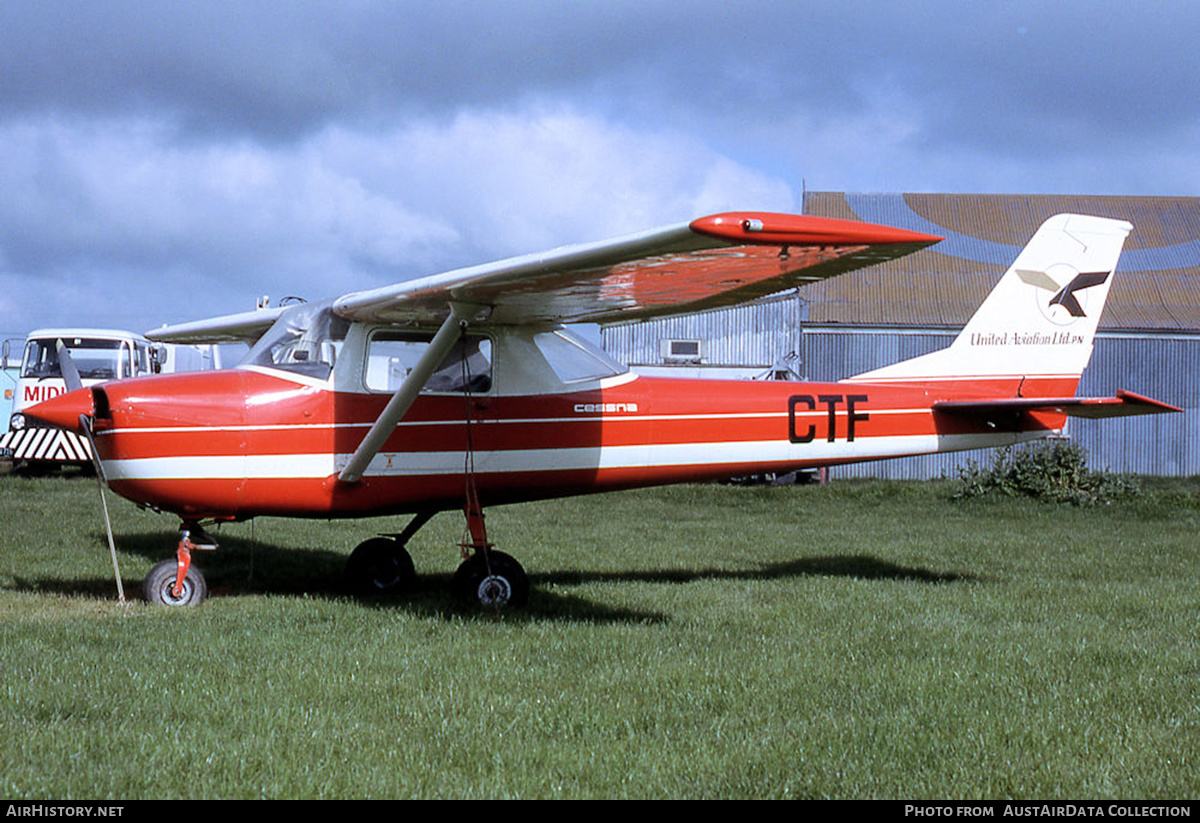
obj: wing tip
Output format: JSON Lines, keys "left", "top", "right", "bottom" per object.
{"left": 690, "top": 212, "right": 942, "bottom": 248}
{"left": 1114, "top": 389, "right": 1183, "bottom": 414}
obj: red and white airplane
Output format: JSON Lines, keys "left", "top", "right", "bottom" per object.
{"left": 24, "top": 211, "right": 1179, "bottom": 607}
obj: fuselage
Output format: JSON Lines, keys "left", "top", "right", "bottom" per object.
{"left": 60, "top": 319, "right": 1069, "bottom": 522}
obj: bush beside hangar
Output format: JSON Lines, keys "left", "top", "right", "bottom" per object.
{"left": 601, "top": 192, "right": 1200, "bottom": 478}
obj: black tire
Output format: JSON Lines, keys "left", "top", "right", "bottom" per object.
{"left": 345, "top": 537, "right": 416, "bottom": 595}
{"left": 142, "top": 558, "right": 208, "bottom": 606}
{"left": 452, "top": 550, "right": 529, "bottom": 608}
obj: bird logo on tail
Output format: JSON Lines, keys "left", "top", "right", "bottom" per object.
{"left": 1017, "top": 268, "right": 1112, "bottom": 323}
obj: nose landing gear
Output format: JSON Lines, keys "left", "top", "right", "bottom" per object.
{"left": 142, "top": 523, "right": 215, "bottom": 606}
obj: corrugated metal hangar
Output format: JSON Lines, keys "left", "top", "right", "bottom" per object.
{"left": 602, "top": 192, "right": 1200, "bottom": 478}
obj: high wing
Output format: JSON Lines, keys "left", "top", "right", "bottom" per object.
{"left": 148, "top": 213, "right": 938, "bottom": 342}
{"left": 148, "top": 306, "right": 287, "bottom": 345}
{"left": 331, "top": 212, "right": 941, "bottom": 327}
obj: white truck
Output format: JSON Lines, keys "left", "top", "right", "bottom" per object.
{"left": 0, "top": 328, "right": 213, "bottom": 473}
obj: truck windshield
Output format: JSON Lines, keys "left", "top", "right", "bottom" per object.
{"left": 22, "top": 338, "right": 133, "bottom": 381}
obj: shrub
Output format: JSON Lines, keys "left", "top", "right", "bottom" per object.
{"left": 954, "top": 439, "right": 1139, "bottom": 505}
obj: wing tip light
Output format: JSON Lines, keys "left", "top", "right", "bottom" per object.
{"left": 690, "top": 212, "right": 942, "bottom": 248}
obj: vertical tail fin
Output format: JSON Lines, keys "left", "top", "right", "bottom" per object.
{"left": 848, "top": 213, "right": 1131, "bottom": 393}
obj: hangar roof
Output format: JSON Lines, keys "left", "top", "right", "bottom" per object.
{"left": 799, "top": 192, "right": 1200, "bottom": 331}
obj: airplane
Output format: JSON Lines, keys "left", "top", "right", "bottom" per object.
{"left": 22, "top": 211, "right": 1180, "bottom": 608}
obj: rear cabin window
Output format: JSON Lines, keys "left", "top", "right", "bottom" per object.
{"left": 532, "top": 329, "right": 626, "bottom": 384}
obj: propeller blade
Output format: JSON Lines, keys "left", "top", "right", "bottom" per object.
{"left": 55, "top": 339, "right": 83, "bottom": 392}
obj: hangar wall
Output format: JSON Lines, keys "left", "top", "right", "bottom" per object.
{"left": 799, "top": 328, "right": 1199, "bottom": 479}
{"left": 601, "top": 192, "right": 1200, "bottom": 478}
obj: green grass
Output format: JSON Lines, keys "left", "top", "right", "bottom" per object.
{"left": 0, "top": 471, "right": 1197, "bottom": 799}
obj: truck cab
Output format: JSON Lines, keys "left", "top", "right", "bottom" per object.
{"left": 1, "top": 329, "right": 163, "bottom": 472}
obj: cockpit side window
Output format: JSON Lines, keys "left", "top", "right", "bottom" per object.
{"left": 240, "top": 302, "right": 348, "bottom": 380}
{"left": 364, "top": 331, "right": 492, "bottom": 394}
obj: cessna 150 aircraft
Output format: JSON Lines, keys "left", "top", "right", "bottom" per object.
{"left": 23, "top": 211, "right": 1179, "bottom": 608}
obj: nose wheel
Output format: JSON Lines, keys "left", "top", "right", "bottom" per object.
{"left": 143, "top": 558, "right": 208, "bottom": 606}
{"left": 141, "top": 523, "right": 214, "bottom": 606}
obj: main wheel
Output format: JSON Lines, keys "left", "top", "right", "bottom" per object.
{"left": 345, "top": 537, "right": 416, "bottom": 595}
{"left": 452, "top": 550, "right": 529, "bottom": 608}
{"left": 142, "top": 559, "right": 208, "bottom": 606}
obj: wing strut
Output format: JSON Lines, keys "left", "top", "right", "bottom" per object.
{"left": 337, "top": 303, "right": 475, "bottom": 484}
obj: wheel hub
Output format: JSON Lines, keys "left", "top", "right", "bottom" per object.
{"left": 369, "top": 559, "right": 402, "bottom": 589}
{"left": 161, "top": 578, "right": 192, "bottom": 605}
{"left": 476, "top": 574, "right": 512, "bottom": 606}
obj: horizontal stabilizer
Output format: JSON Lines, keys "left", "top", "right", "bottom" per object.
{"left": 935, "top": 390, "right": 1181, "bottom": 420}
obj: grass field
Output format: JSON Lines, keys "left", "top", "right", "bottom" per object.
{"left": 0, "top": 469, "right": 1196, "bottom": 799}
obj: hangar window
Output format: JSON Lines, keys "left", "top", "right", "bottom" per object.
{"left": 661, "top": 338, "right": 702, "bottom": 362}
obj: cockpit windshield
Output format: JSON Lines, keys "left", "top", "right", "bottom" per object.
{"left": 240, "top": 301, "right": 348, "bottom": 380}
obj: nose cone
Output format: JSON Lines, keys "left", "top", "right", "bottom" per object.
{"left": 23, "top": 387, "right": 95, "bottom": 432}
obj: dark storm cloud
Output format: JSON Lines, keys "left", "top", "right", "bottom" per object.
{"left": 3, "top": 1, "right": 1197, "bottom": 167}
{"left": 0, "top": 1, "right": 1196, "bottom": 332}
{"left": 0, "top": 1, "right": 680, "bottom": 139}
{"left": 7, "top": 2, "right": 1190, "bottom": 143}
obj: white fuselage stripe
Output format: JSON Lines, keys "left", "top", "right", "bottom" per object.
{"left": 100, "top": 431, "right": 1041, "bottom": 482}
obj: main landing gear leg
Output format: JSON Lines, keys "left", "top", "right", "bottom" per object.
{"left": 451, "top": 488, "right": 529, "bottom": 608}
{"left": 343, "top": 510, "right": 434, "bottom": 596}
{"left": 142, "top": 522, "right": 213, "bottom": 606}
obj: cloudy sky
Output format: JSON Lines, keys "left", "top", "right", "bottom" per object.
{"left": 1, "top": 1, "right": 1198, "bottom": 337}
